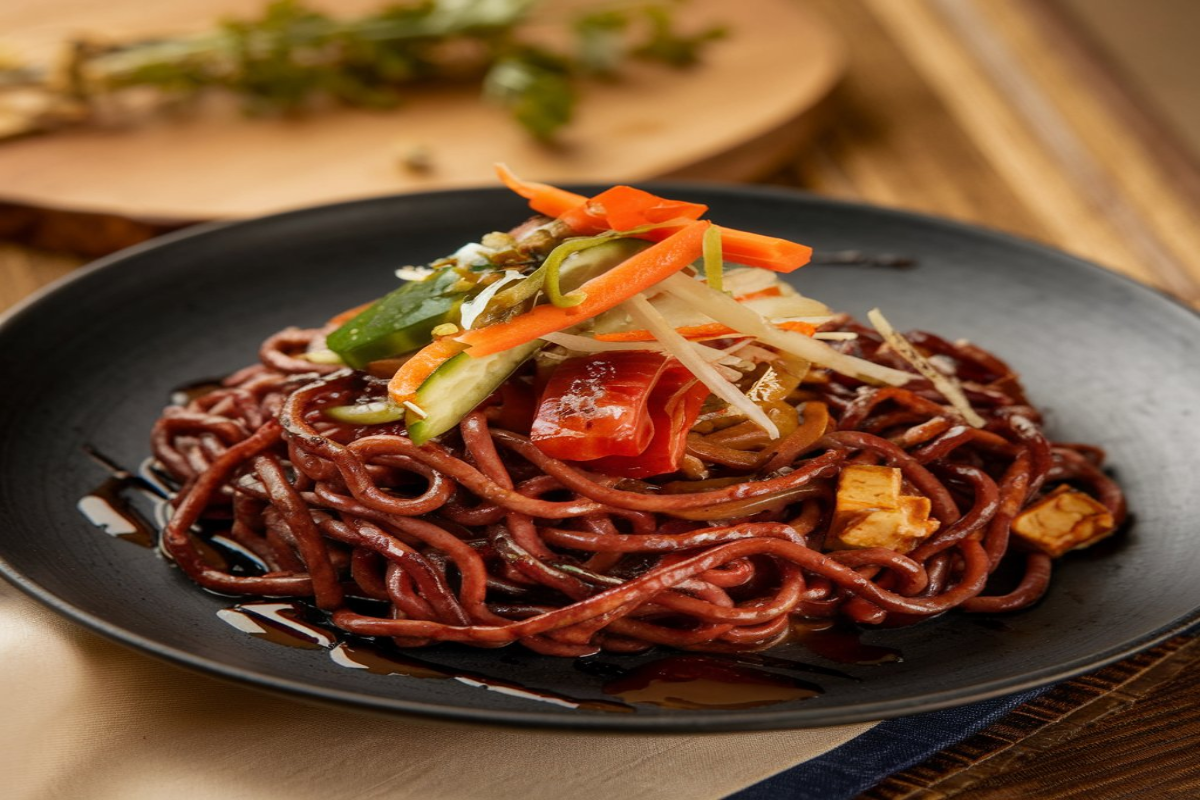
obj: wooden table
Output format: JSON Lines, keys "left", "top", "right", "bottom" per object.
{"left": 3, "top": 1, "right": 1199, "bottom": 796}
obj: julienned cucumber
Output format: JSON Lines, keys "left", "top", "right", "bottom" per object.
{"left": 406, "top": 340, "right": 542, "bottom": 444}
{"left": 404, "top": 237, "right": 651, "bottom": 444}
{"left": 326, "top": 267, "right": 464, "bottom": 369}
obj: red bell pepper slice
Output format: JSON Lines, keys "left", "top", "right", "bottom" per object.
{"left": 530, "top": 351, "right": 670, "bottom": 461}
{"left": 586, "top": 364, "right": 710, "bottom": 479}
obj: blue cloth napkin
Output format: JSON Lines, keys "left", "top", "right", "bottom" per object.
{"left": 729, "top": 686, "right": 1048, "bottom": 799}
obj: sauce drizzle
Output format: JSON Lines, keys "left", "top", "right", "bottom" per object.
{"left": 77, "top": 447, "right": 169, "bottom": 548}
{"left": 793, "top": 620, "right": 902, "bottom": 665}
{"left": 599, "top": 655, "right": 822, "bottom": 710}
{"left": 217, "top": 603, "right": 336, "bottom": 649}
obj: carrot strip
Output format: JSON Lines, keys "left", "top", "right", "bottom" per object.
{"left": 734, "top": 286, "right": 783, "bottom": 302}
{"left": 387, "top": 338, "right": 466, "bottom": 405}
{"left": 595, "top": 323, "right": 740, "bottom": 342}
{"left": 777, "top": 320, "right": 818, "bottom": 335}
{"left": 495, "top": 163, "right": 585, "bottom": 218}
{"left": 560, "top": 185, "right": 708, "bottom": 233}
{"left": 595, "top": 319, "right": 817, "bottom": 343}
{"left": 495, "top": 165, "right": 812, "bottom": 273}
{"left": 457, "top": 221, "right": 710, "bottom": 358}
{"left": 716, "top": 227, "right": 812, "bottom": 273}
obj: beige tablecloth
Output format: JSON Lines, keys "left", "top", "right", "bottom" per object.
{"left": 0, "top": 582, "right": 877, "bottom": 800}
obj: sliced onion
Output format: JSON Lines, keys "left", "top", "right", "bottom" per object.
{"left": 741, "top": 294, "right": 832, "bottom": 320}
{"left": 625, "top": 294, "right": 780, "bottom": 439}
{"left": 458, "top": 270, "right": 524, "bottom": 330}
{"left": 539, "top": 331, "right": 744, "bottom": 365}
{"left": 723, "top": 268, "right": 779, "bottom": 296}
{"left": 659, "top": 273, "right": 913, "bottom": 386}
{"left": 867, "top": 308, "right": 985, "bottom": 428}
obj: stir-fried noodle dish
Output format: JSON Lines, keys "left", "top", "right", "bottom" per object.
{"left": 152, "top": 169, "right": 1125, "bottom": 657}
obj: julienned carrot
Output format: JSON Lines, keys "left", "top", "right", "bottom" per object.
{"left": 715, "top": 227, "right": 812, "bottom": 273}
{"left": 388, "top": 338, "right": 466, "bottom": 405}
{"left": 458, "top": 221, "right": 710, "bottom": 358}
{"left": 560, "top": 185, "right": 708, "bottom": 233}
{"left": 496, "top": 165, "right": 705, "bottom": 234}
{"left": 495, "top": 163, "right": 584, "bottom": 218}
{"left": 594, "top": 320, "right": 817, "bottom": 343}
{"left": 777, "top": 321, "right": 819, "bottom": 335}
{"left": 494, "top": 165, "right": 813, "bottom": 273}
{"left": 595, "top": 323, "right": 739, "bottom": 342}
{"left": 733, "top": 286, "right": 783, "bottom": 302}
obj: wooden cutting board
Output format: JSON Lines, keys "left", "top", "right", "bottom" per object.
{"left": 0, "top": 0, "right": 843, "bottom": 252}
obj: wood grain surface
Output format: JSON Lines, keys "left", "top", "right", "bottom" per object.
{"left": 3, "top": 0, "right": 1199, "bottom": 796}
{"left": 865, "top": 636, "right": 1200, "bottom": 798}
{"left": 0, "top": 0, "right": 842, "bottom": 237}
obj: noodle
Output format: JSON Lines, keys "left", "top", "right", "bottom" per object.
{"left": 150, "top": 316, "right": 1126, "bottom": 657}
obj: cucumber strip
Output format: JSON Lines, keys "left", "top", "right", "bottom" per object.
{"left": 326, "top": 268, "right": 465, "bottom": 369}
{"left": 404, "top": 238, "right": 652, "bottom": 442}
{"left": 323, "top": 399, "right": 405, "bottom": 425}
{"left": 406, "top": 340, "right": 543, "bottom": 444}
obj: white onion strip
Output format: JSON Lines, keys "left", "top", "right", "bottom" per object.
{"left": 539, "top": 331, "right": 742, "bottom": 365}
{"left": 458, "top": 270, "right": 524, "bottom": 330}
{"left": 625, "top": 294, "right": 781, "bottom": 439}
{"left": 658, "top": 273, "right": 913, "bottom": 386}
{"left": 867, "top": 308, "right": 986, "bottom": 428}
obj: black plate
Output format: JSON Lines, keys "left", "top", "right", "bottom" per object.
{"left": 2, "top": 185, "right": 1198, "bottom": 732}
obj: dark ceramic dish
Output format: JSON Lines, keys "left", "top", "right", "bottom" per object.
{"left": 2, "top": 185, "right": 1197, "bottom": 732}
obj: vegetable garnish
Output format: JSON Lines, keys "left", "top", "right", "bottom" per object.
{"left": 702, "top": 223, "right": 725, "bottom": 293}
{"left": 326, "top": 266, "right": 466, "bottom": 369}
{"left": 387, "top": 338, "right": 467, "bottom": 407}
{"left": 494, "top": 165, "right": 813, "bottom": 272}
{"left": 710, "top": 227, "right": 812, "bottom": 273}
{"left": 733, "top": 286, "right": 782, "bottom": 302}
{"left": 323, "top": 399, "right": 405, "bottom": 425}
{"left": 558, "top": 185, "right": 709, "bottom": 233}
{"left": 586, "top": 365, "right": 711, "bottom": 478}
{"left": 539, "top": 331, "right": 740, "bottom": 364}
{"left": 625, "top": 294, "right": 780, "bottom": 439}
{"left": 867, "top": 308, "right": 985, "bottom": 428}
{"left": 531, "top": 350, "right": 671, "bottom": 460}
{"left": 456, "top": 220, "right": 711, "bottom": 357}
{"left": 502, "top": 233, "right": 633, "bottom": 310}
{"left": 658, "top": 273, "right": 913, "bottom": 387}
{"left": 322, "top": 170, "right": 917, "bottom": 452}
{"left": 495, "top": 163, "right": 583, "bottom": 217}
{"left": 594, "top": 320, "right": 817, "bottom": 343}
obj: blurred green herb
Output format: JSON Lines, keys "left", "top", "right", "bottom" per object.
{"left": 0, "top": 0, "right": 726, "bottom": 143}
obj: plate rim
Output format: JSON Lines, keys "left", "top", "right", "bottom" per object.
{"left": 2, "top": 182, "right": 1198, "bottom": 732}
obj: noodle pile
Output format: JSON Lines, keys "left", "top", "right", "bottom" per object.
{"left": 151, "top": 318, "right": 1125, "bottom": 656}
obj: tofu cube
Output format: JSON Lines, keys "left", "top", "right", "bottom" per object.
{"left": 827, "top": 465, "right": 940, "bottom": 553}
{"left": 1012, "top": 485, "right": 1116, "bottom": 557}
{"left": 836, "top": 464, "right": 902, "bottom": 515}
